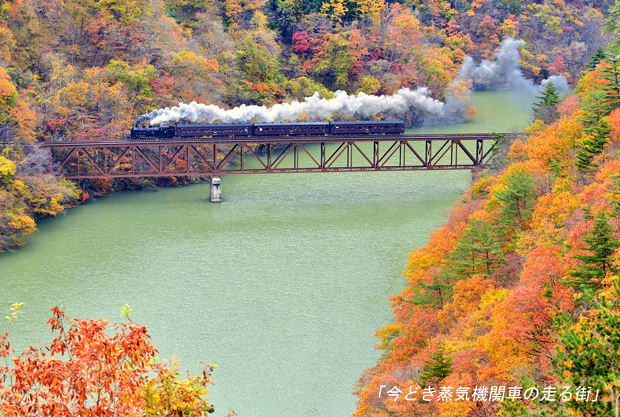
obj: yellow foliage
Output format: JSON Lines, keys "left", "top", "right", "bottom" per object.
{"left": 356, "top": 0, "right": 385, "bottom": 16}
{"left": 500, "top": 18, "right": 517, "bottom": 38}
{"left": 479, "top": 287, "right": 508, "bottom": 311}
{"left": 12, "top": 179, "right": 26, "bottom": 192}
{"left": 375, "top": 322, "right": 403, "bottom": 350}
{"left": 0, "top": 154, "right": 16, "bottom": 180}
{"left": 84, "top": 67, "right": 102, "bottom": 80}
{"left": 39, "top": 197, "right": 65, "bottom": 216}
{"left": 520, "top": 48, "right": 534, "bottom": 60}
{"left": 0, "top": 26, "right": 16, "bottom": 65}
{"left": 320, "top": 0, "right": 348, "bottom": 23}
{"left": 49, "top": 61, "right": 77, "bottom": 87}
{"left": 552, "top": 176, "right": 573, "bottom": 193}
{"left": 171, "top": 50, "right": 219, "bottom": 75}
{"left": 141, "top": 358, "right": 214, "bottom": 416}
{"left": 471, "top": 175, "right": 497, "bottom": 199}
{"left": 57, "top": 81, "right": 89, "bottom": 107}
{"left": 526, "top": 190, "right": 579, "bottom": 247}
{"left": 525, "top": 119, "right": 546, "bottom": 135}
{"left": 8, "top": 213, "right": 36, "bottom": 234}
{"left": 506, "top": 139, "right": 530, "bottom": 163}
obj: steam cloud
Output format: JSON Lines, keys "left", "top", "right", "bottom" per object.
{"left": 459, "top": 38, "right": 569, "bottom": 95}
{"left": 141, "top": 87, "right": 445, "bottom": 125}
{"left": 140, "top": 38, "right": 568, "bottom": 126}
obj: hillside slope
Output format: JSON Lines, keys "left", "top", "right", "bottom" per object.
{"left": 354, "top": 48, "right": 619, "bottom": 417}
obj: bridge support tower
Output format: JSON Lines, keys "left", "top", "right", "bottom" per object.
{"left": 210, "top": 176, "right": 222, "bottom": 203}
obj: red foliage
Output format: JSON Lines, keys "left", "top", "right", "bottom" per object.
{"left": 549, "top": 55, "right": 567, "bottom": 74}
{"left": 292, "top": 31, "right": 310, "bottom": 54}
{"left": 558, "top": 95, "right": 580, "bottom": 116}
{"left": 149, "top": 76, "right": 175, "bottom": 96}
{"left": 476, "top": 16, "right": 500, "bottom": 58}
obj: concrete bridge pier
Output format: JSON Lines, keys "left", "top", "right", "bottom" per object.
{"left": 210, "top": 176, "right": 222, "bottom": 203}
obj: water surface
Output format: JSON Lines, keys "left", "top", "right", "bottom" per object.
{"left": 0, "top": 91, "right": 531, "bottom": 417}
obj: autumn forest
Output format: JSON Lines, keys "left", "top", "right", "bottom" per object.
{"left": 0, "top": 0, "right": 619, "bottom": 415}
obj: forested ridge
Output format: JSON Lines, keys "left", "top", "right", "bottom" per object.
{"left": 355, "top": 32, "right": 620, "bottom": 417}
{"left": 0, "top": 0, "right": 616, "bottom": 250}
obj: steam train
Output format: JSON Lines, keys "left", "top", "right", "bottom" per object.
{"left": 130, "top": 120, "right": 405, "bottom": 140}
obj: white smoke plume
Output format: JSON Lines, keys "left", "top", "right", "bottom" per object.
{"left": 140, "top": 38, "right": 568, "bottom": 126}
{"left": 458, "top": 38, "right": 569, "bottom": 95}
{"left": 141, "top": 87, "right": 445, "bottom": 125}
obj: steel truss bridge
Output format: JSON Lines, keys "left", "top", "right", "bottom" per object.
{"left": 40, "top": 133, "right": 513, "bottom": 180}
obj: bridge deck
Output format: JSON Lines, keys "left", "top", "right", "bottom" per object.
{"left": 40, "top": 133, "right": 513, "bottom": 147}
{"left": 41, "top": 133, "right": 516, "bottom": 179}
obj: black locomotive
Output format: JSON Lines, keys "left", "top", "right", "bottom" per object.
{"left": 130, "top": 120, "right": 405, "bottom": 140}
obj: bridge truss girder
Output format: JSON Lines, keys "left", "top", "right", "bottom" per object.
{"left": 41, "top": 135, "right": 506, "bottom": 179}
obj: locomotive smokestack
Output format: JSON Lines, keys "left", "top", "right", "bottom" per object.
{"left": 135, "top": 115, "right": 151, "bottom": 126}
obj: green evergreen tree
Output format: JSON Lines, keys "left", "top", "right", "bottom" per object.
{"left": 576, "top": 120, "right": 611, "bottom": 173}
{"left": 268, "top": 0, "right": 307, "bottom": 37}
{"left": 597, "top": 56, "right": 620, "bottom": 111}
{"left": 565, "top": 211, "right": 620, "bottom": 292}
{"left": 411, "top": 269, "right": 455, "bottom": 308}
{"left": 578, "top": 89, "right": 610, "bottom": 136}
{"left": 578, "top": 54, "right": 618, "bottom": 128}
{"left": 494, "top": 167, "right": 537, "bottom": 229}
{"left": 451, "top": 220, "right": 505, "bottom": 278}
{"left": 532, "top": 82, "right": 560, "bottom": 123}
{"left": 533, "top": 82, "right": 560, "bottom": 111}
{"left": 585, "top": 47, "right": 607, "bottom": 71}
{"left": 576, "top": 55, "right": 618, "bottom": 174}
{"left": 419, "top": 345, "right": 453, "bottom": 387}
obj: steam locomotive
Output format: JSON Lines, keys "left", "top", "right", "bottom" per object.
{"left": 130, "top": 120, "right": 405, "bottom": 140}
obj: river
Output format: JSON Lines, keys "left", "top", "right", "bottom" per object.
{"left": 0, "top": 91, "right": 531, "bottom": 417}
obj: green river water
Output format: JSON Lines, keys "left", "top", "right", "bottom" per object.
{"left": 0, "top": 91, "right": 531, "bottom": 417}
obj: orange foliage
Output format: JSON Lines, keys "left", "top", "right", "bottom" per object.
{"left": 558, "top": 95, "right": 580, "bottom": 117}
{"left": 8, "top": 99, "right": 36, "bottom": 142}
{"left": 0, "top": 307, "right": 215, "bottom": 416}
{"left": 523, "top": 115, "right": 581, "bottom": 167}
{"left": 606, "top": 107, "right": 620, "bottom": 143}
{"left": 0, "top": 67, "right": 17, "bottom": 113}
{"left": 356, "top": 71, "right": 620, "bottom": 416}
